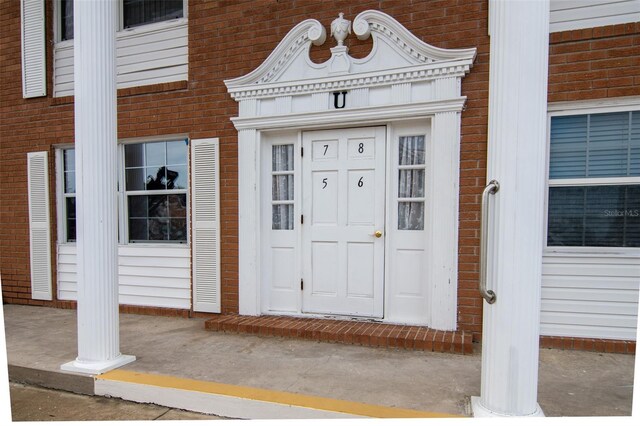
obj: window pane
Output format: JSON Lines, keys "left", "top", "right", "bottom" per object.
{"left": 167, "top": 165, "right": 187, "bottom": 189}
{"left": 169, "top": 219, "right": 187, "bottom": 240}
{"left": 398, "top": 169, "right": 424, "bottom": 198}
{"left": 588, "top": 112, "right": 629, "bottom": 177}
{"left": 128, "top": 195, "right": 186, "bottom": 242}
{"left": 272, "top": 145, "right": 293, "bottom": 171}
{"left": 272, "top": 204, "right": 293, "bottom": 230}
{"left": 399, "top": 136, "right": 425, "bottom": 165}
{"left": 125, "top": 167, "right": 147, "bottom": 191}
{"left": 125, "top": 141, "right": 188, "bottom": 243}
{"left": 631, "top": 111, "right": 640, "bottom": 175}
{"left": 550, "top": 112, "right": 638, "bottom": 179}
{"left": 128, "top": 195, "right": 148, "bottom": 218}
{"left": 148, "top": 195, "right": 168, "bottom": 218}
{"left": 66, "top": 197, "right": 76, "bottom": 242}
{"left": 63, "top": 149, "right": 76, "bottom": 193}
{"left": 398, "top": 202, "right": 424, "bottom": 230}
{"left": 63, "top": 149, "right": 75, "bottom": 172}
{"left": 168, "top": 194, "right": 187, "bottom": 218}
{"left": 129, "top": 218, "right": 148, "bottom": 241}
{"left": 626, "top": 186, "right": 640, "bottom": 247}
{"left": 549, "top": 115, "right": 588, "bottom": 179}
{"left": 547, "top": 185, "right": 639, "bottom": 247}
{"left": 145, "top": 142, "right": 165, "bottom": 167}
{"left": 547, "top": 187, "right": 586, "bottom": 246}
{"left": 167, "top": 140, "right": 188, "bottom": 165}
{"left": 60, "top": 0, "right": 74, "bottom": 41}
{"left": 148, "top": 218, "right": 169, "bottom": 240}
{"left": 64, "top": 171, "right": 75, "bottom": 194}
{"left": 145, "top": 166, "right": 167, "bottom": 190}
{"left": 125, "top": 144, "right": 144, "bottom": 168}
{"left": 123, "top": 0, "right": 184, "bottom": 29}
{"left": 272, "top": 175, "right": 293, "bottom": 201}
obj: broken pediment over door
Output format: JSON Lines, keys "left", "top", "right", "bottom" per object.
{"left": 225, "top": 10, "right": 477, "bottom": 118}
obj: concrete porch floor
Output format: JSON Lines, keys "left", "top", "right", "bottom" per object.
{"left": 2, "top": 304, "right": 636, "bottom": 418}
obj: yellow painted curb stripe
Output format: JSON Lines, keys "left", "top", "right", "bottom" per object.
{"left": 98, "top": 369, "right": 462, "bottom": 418}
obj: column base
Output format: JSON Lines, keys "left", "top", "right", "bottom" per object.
{"left": 471, "top": 396, "right": 544, "bottom": 417}
{"left": 61, "top": 354, "right": 136, "bottom": 375}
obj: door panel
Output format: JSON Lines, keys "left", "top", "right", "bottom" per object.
{"left": 302, "top": 126, "right": 386, "bottom": 317}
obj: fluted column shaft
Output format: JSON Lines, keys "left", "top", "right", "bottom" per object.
{"left": 62, "top": 0, "right": 134, "bottom": 374}
{"left": 472, "top": 0, "right": 549, "bottom": 417}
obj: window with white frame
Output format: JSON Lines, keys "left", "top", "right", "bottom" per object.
{"left": 57, "top": 140, "right": 188, "bottom": 245}
{"left": 547, "top": 110, "right": 640, "bottom": 248}
{"left": 271, "top": 144, "right": 294, "bottom": 230}
{"left": 61, "top": 147, "right": 76, "bottom": 242}
{"left": 398, "top": 135, "right": 426, "bottom": 230}
{"left": 124, "top": 140, "right": 188, "bottom": 243}
{"left": 57, "top": 0, "right": 185, "bottom": 41}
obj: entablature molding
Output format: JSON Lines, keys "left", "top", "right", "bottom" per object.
{"left": 225, "top": 10, "right": 476, "bottom": 116}
{"left": 231, "top": 97, "right": 467, "bottom": 131}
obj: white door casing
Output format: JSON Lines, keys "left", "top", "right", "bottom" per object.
{"left": 226, "top": 10, "right": 475, "bottom": 329}
{"left": 302, "top": 127, "right": 386, "bottom": 317}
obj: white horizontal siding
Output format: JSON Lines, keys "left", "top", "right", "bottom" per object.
{"left": 53, "top": 19, "right": 188, "bottom": 97}
{"left": 541, "top": 252, "right": 640, "bottom": 340}
{"left": 56, "top": 244, "right": 191, "bottom": 309}
{"left": 550, "top": 0, "right": 640, "bottom": 32}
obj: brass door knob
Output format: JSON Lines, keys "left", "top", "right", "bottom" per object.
{"left": 374, "top": 230, "right": 383, "bottom": 238}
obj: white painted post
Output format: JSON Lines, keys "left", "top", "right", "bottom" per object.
{"left": 471, "top": 0, "right": 549, "bottom": 417}
{"left": 61, "top": 0, "right": 135, "bottom": 375}
{"left": 238, "top": 128, "right": 260, "bottom": 315}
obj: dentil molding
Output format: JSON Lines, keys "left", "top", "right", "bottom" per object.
{"left": 225, "top": 10, "right": 476, "bottom": 104}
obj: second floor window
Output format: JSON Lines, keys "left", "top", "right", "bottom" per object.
{"left": 58, "top": 0, "right": 185, "bottom": 41}
{"left": 123, "top": 0, "right": 184, "bottom": 29}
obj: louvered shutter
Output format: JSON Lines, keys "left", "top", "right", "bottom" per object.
{"left": 21, "top": 0, "right": 46, "bottom": 98}
{"left": 27, "top": 151, "right": 52, "bottom": 300}
{"left": 191, "top": 138, "right": 221, "bottom": 312}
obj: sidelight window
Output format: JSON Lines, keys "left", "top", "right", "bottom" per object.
{"left": 398, "top": 135, "right": 426, "bottom": 230}
{"left": 272, "top": 144, "right": 294, "bottom": 230}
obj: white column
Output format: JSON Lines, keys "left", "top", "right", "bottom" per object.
{"left": 61, "top": 0, "right": 135, "bottom": 375}
{"left": 238, "top": 128, "right": 260, "bottom": 315}
{"left": 471, "top": 0, "right": 549, "bottom": 417}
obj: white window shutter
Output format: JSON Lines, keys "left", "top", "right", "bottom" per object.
{"left": 191, "top": 138, "right": 221, "bottom": 313}
{"left": 27, "top": 151, "right": 52, "bottom": 300}
{"left": 21, "top": 0, "right": 46, "bottom": 98}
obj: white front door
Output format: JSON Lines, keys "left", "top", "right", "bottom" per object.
{"left": 301, "top": 127, "right": 386, "bottom": 317}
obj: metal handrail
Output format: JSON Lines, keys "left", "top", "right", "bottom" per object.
{"left": 480, "top": 179, "right": 499, "bottom": 304}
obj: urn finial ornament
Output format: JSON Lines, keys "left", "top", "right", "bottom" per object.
{"left": 331, "top": 12, "right": 351, "bottom": 46}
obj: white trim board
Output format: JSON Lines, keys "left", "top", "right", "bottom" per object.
{"left": 550, "top": 0, "right": 640, "bottom": 33}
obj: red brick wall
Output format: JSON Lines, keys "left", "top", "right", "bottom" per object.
{"left": 1, "top": 1, "right": 638, "bottom": 343}
{"left": 549, "top": 22, "right": 640, "bottom": 102}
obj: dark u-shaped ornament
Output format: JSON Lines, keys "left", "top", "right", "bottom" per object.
{"left": 333, "top": 91, "right": 347, "bottom": 109}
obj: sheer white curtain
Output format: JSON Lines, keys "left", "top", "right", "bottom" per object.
{"left": 398, "top": 136, "right": 425, "bottom": 230}
{"left": 272, "top": 145, "right": 294, "bottom": 230}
